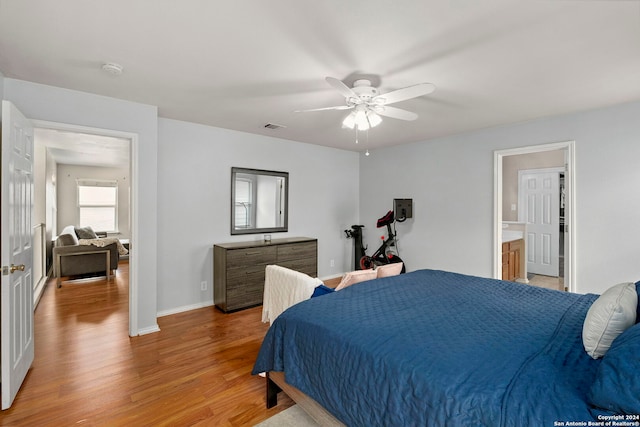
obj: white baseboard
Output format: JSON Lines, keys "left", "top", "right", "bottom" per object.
{"left": 157, "top": 300, "right": 214, "bottom": 318}
{"left": 137, "top": 324, "right": 161, "bottom": 335}
{"left": 33, "top": 276, "right": 48, "bottom": 308}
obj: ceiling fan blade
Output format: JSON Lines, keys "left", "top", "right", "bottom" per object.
{"left": 374, "top": 83, "right": 436, "bottom": 105}
{"left": 295, "top": 105, "right": 353, "bottom": 113}
{"left": 377, "top": 106, "right": 418, "bottom": 121}
{"left": 325, "top": 76, "right": 358, "bottom": 99}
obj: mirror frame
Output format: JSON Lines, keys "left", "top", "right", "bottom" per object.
{"left": 230, "top": 167, "right": 289, "bottom": 235}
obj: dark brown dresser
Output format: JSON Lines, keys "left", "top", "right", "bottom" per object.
{"left": 213, "top": 237, "right": 317, "bottom": 312}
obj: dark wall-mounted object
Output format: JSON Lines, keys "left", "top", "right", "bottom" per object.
{"left": 394, "top": 199, "right": 413, "bottom": 221}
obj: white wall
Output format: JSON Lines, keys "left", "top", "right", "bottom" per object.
{"left": 32, "top": 131, "right": 47, "bottom": 301}
{"left": 359, "top": 101, "right": 640, "bottom": 295}
{"left": 56, "top": 164, "right": 131, "bottom": 238}
{"left": 157, "top": 118, "right": 359, "bottom": 314}
{"left": 4, "top": 78, "right": 159, "bottom": 334}
{"left": 6, "top": 73, "right": 638, "bottom": 316}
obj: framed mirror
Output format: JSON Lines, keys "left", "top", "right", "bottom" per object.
{"left": 231, "top": 167, "right": 289, "bottom": 235}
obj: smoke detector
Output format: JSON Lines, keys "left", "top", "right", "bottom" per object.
{"left": 101, "top": 62, "right": 123, "bottom": 76}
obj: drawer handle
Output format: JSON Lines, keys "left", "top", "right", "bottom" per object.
{"left": 245, "top": 251, "right": 261, "bottom": 255}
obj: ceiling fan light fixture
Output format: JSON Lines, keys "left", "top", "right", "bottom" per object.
{"left": 342, "top": 108, "right": 382, "bottom": 131}
{"left": 303, "top": 76, "right": 435, "bottom": 135}
{"left": 354, "top": 109, "right": 370, "bottom": 130}
{"left": 367, "top": 111, "right": 382, "bottom": 128}
{"left": 342, "top": 111, "right": 356, "bottom": 129}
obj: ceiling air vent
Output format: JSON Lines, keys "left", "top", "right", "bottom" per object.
{"left": 264, "top": 123, "right": 286, "bottom": 130}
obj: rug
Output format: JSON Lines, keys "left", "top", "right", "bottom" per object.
{"left": 254, "top": 404, "right": 319, "bottom": 427}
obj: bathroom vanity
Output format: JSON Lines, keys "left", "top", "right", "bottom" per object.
{"left": 501, "top": 223, "right": 526, "bottom": 282}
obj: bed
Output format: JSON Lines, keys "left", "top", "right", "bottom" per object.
{"left": 253, "top": 269, "right": 640, "bottom": 426}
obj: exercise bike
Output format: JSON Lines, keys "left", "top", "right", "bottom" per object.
{"left": 345, "top": 210, "right": 406, "bottom": 273}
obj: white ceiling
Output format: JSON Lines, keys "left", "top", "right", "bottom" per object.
{"left": 35, "top": 128, "right": 130, "bottom": 168}
{"left": 1, "top": 0, "right": 639, "bottom": 155}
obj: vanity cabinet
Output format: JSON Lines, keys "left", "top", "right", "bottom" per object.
{"left": 502, "top": 239, "right": 523, "bottom": 282}
{"left": 213, "top": 237, "right": 317, "bottom": 312}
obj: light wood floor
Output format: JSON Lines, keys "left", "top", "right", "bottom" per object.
{"left": 528, "top": 274, "right": 565, "bottom": 291}
{"left": 0, "top": 262, "right": 293, "bottom": 426}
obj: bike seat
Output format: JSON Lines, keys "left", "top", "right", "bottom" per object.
{"left": 376, "top": 210, "right": 395, "bottom": 228}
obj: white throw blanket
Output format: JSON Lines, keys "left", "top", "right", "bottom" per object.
{"left": 79, "top": 237, "right": 129, "bottom": 256}
{"left": 262, "top": 265, "right": 322, "bottom": 325}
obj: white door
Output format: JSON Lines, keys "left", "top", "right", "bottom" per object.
{"left": 519, "top": 169, "right": 560, "bottom": 277}
{"left": 1, "top": 101, "right": 35, "bottom": 410}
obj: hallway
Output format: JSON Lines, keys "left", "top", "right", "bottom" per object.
{"left": 0, "top": 262, "right": 285, "bottom": 426}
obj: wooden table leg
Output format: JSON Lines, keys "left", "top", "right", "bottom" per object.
{"left": 105, "top": 250, "right": 111, "bottom": 281}
{"left": 56, "top": 254, "right": 62, "bottom": 288}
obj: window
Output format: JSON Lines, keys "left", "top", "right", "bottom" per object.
{"left": 77, "top": 180, "right": 118, "bottom": 233}
{"left": 234, "top": 177, "right": 253, "bottom": 229}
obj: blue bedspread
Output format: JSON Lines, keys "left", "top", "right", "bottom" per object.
{"left": 253, "top": 269, "right": 605, "bottom": 426}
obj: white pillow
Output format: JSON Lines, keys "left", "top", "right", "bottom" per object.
{"left": 376, "top": 262, "right": 403, "bottom": 278}
{"left": 582, "top": 282, "right": 638, "bottom": 359}
{"left": 335, "top": 269, "right": 377, "bottom": 291}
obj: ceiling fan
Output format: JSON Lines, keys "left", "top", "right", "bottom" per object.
{"left": 297, "top": 77, "right": 436, "bottom": 131}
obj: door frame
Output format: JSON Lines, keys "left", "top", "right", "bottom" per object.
{"left": 32, "top": 119, "right": 139, "bottom": 336}
{"left": 493, "top": 140, "right": 576, "bottom": 292}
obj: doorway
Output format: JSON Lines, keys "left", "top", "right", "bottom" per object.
{"left": 493, "top": 141, "right": 575, "bottom": 292}
{"left": 32, "top": 120, "right": 139, "bottom": 334}
{"left": 518, "top": 167, "right": 562, "bottom": 278}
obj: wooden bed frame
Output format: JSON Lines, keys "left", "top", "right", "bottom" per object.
{"left": 266, "top": 371, "right": 345, "bottom": 426}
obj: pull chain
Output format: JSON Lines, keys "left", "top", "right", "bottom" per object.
{"left": 365, "top": 128, "right": 370, "bottom": 156}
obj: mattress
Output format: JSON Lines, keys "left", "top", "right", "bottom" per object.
{"left": 253, "top": 269, "right": 608, "bottom": 426}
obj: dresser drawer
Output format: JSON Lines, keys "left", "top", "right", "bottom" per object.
{"left": 227, "top": 265, "right": 266, "bottom": 289}
{"left": 277, "top": 242, "right": 316, "bottom": 262}
{"left": 226, "top": 246, "right": 277, "bottom": 268}
{"left": 277, "top": 259, "right": 317, "bottom": 277}
{"left": 224, "top": 267, "right": 266, "bottom": 311}
{"left": 227, "top": 287, "right": 264, "bottom": 308}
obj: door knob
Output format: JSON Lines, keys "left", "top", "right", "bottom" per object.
{"left": 10, "top": 264, "right": 25, "bottom": 273}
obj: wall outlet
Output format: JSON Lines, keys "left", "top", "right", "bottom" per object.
{"left": 330, "top": 259, "right": 335, "bottom": 267}
{"left": 200, "top": 281, "right": 207, "bottom": 291}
